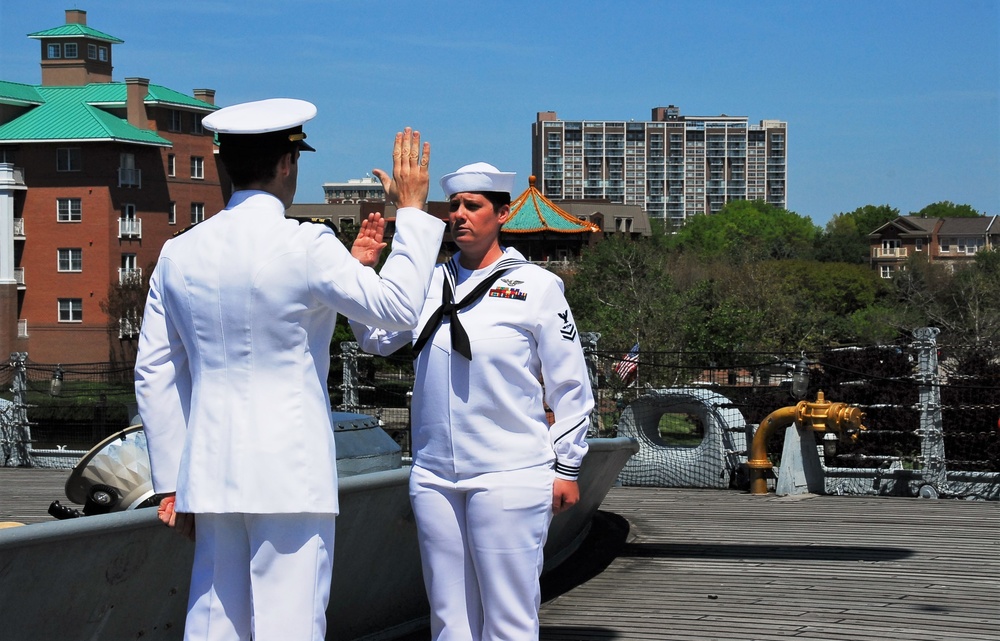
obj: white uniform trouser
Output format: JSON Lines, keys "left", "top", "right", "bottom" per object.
{"left": 184, "top": 512, "right": 336, "bottom": 641}
{"left": 410, "top": 463, "right": 555, "bottom": 641}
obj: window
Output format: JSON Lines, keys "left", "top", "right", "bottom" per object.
{"left": 47, "top": 43, "right": 61, "bottom": 59}
{"left": 119, "top": 152, "right": 140, "bottom": 187}
{"left": 168, "top": 202, "right": 176, "bottom": 225}
{"left": 58, "top": 299, "right": 83, "bottom": 322}
{"left": 57, "top": 198, "right": 82, "bottom": 222}
{"left": 880, "top": 265, "right": 893, "bottom": 279}
{"left": 191, "top": 156, "right": 204, "bottom": 179}
{"left": 58, "top": 248, "right": 83, "bottom": 272}
{"left": 191, "top": 203, "right": 205, "bottom": 224}
{"left": 192, "top": 116, "right": 204, "bottom": 135}
{"left": 169, "top": 110, "right": 183, "bottom": 132}
{"left": 57, "top": 148, "right": 81, "bottom": 172}
{"left": 98, "top": 46, "right": 108, "bottom": 61}
{"left": 940, "top": 238, "right": 951, "bottom": 253}
{"left": 915, "top": 239, "right": 924, "bottom": 252}
{"left": 88, "top": 43, "right": 97, "bottom": 59}
{"left": 64, "top": 43, "right": 78, "bottom": 58}
{"left": 167, "top": 154, "right": 176, "bottom": 177}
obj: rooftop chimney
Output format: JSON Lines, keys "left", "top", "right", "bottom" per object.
{"left": 66, "top": 9, "right": 87, "bottom": 25}
{"left": 126, "top": 77, "right": 150, "bottom": 129}
{"left": 193, "top": 89, "right": 216, "bottom": 106}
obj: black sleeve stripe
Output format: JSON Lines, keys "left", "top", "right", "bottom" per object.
{"left": 555, "top": 462, "right": 581, "bottom": 476}
{"left": 553, "top": 417, "right": 588, "bottom": 444}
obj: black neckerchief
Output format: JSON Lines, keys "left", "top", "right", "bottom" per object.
{"left": 413, "top": 255, "right": 525, "bottom": 360}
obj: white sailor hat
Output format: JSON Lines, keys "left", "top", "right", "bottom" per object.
{"left": 202, "top": 98, "right": 317, "bottom": 152}
{"left": 440, "top": 162, "right": 516, "bottom": 198}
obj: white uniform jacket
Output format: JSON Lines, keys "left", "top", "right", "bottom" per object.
{"left": 352, "top": 247, "right": 593, "bottom": 480}
{"left": 135, "top": 191, "right": 445, "bottom": 514}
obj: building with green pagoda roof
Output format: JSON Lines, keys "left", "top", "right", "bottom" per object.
{"left": 500, "top": 175, "right": 650, "bottom": 265}
{"left": 0, "top": 9, "right": 225, "bottom": 364}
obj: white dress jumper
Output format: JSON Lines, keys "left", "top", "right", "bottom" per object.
{"left": 352, "top": 247, "right": 594, "bottom": 641}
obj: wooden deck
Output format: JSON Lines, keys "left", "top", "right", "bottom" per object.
{"left": 2, "top": 468, "right": 998, "bottom": 640}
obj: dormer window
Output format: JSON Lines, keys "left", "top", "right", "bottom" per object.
{"left": 88, "top": 43, "right": 97, "bottom": 59}
{"left": 64, "top": 43, "right": 78, "bottom": 58}
{"left": 99, "top": 46, "right": 108, "bottom": 62}
{"left": 47, "top": 43, "right": 61, "bottom": 59}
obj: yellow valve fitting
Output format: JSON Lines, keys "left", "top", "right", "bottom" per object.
{"left": 748, "top": 391, "right": 867, "bottom": 494}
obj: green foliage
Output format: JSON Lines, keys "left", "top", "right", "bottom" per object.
{"left": 670, "top": 200, "right": 820, "bottom": 262}
{"left": 563, "top": 235, "right": 684, "bottom": 350}
{"left": 911, "top": 201, "right": 982, "bottom": 218}
{"left": 816, "top": 204, "right": 899, "bottom": 264}
{"left": 893, "top": 249, "right": 1000, "bottom": 348}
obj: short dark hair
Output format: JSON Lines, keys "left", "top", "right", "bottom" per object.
{"left": 477, "top": 191, "right": 511, "bottom": 210}
{"left": 218, "top": 138, "right": 297, "bottom": 188}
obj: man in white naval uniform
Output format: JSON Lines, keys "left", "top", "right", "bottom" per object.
{"left": 352, "top": 163, "right": 594, "bottom": 641}
{"left": 134, "top": 98, "right": 444, "bottom": 641}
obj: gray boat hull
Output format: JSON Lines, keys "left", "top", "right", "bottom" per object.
{"left": 0, "top": 437, "right": 637, "bottom": 641}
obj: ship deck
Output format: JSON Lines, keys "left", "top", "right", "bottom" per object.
{"left": 2, "top": 468, "right": 997, "bottom": 641}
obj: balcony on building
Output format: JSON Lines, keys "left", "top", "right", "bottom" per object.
{"left": 13, "top": 217, "right": 25, "bottom": 239}
{"left": 873, "top": 246, "right": 909, "bottom": 259}
{"left": 118, "top": 316, "right": 142, "bottom": 339}
{"left": 0, "top": 164, "right": 26, "bottom": 187}
{"left": 118, "top": 267, "right": 142, "bottom": 284}
{"left": 14, "top": 267, "right": 25, "bottom": 290}
{"left": 118, "top": 167, "right": 142, "bottom": 188}
{"left": 118, "top": 217, "right": 142, "bottom": 239}
{"left": 17, "top": 320, "right": 28, "bottom": 338}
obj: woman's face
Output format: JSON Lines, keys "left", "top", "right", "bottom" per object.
{"left": 448, "top": 192, "right": 510, "bottom": 254}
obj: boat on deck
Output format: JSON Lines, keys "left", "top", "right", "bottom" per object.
{"left": 0, "top": 413, "right": 638, "bottom": 640}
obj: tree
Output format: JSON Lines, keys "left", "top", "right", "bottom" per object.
{"left": 563, "top": 234, "right": 684, "bottom": 352}
{"left": 815, "top": 204, "right": 899, "bottom": 264}
{"left": 911, "top": 201, "right": 982, "bottom": 218}
{"left": 99, "top": 269, "right": 149, "bottom": 367}
{"left": 670, "top": 200, "right": 819, "bottom": 262}
{"left": 893, "top": 249, "right": 1000, "bottom": 348}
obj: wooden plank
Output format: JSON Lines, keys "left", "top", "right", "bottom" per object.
{"left": 2, "top": 468, "right": 998, "bottom": 640}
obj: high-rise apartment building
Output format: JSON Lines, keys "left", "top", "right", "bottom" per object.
{"left": 531, "top": 106, "right": 787, "bottom": 229}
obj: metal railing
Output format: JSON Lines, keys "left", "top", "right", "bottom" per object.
{"left": 118, "top": 218, "right": 141, "bottom": 239}
{"left": 118, "top": 167, "right": 141, "bottom": 188}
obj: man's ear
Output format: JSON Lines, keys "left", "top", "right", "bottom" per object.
{"left": 497, "top": 204, "right": 512, "bottom": 224}
{"left": 277, "top": 151, "right": 294, "bottom": 177}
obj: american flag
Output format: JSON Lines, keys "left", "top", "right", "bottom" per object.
{"left": 613, "top": 343, "right": 640, "bottom": 383}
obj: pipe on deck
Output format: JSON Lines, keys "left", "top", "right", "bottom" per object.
{"left": 747, "top": 391, "right": 866, "bottom": 495}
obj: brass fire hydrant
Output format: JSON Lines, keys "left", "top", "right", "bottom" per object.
{"left": 747, "top": 391, "right": 867, "bottom": 494}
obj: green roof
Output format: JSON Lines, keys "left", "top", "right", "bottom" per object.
{"left": 28, "top": 24, "right": 124, "bottom": 44}
{"left": 0, "top": 83, "right": 217, "bottom": 147}
{"left": 0, "top": 81, "right": 45, "bottom": 106}
{"left": 504, "top": 177, "right": 601, "bottom": 234}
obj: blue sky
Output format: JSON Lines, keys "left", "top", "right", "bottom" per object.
{"left": 3, "top": 1, "right": 997, "bottom": 226}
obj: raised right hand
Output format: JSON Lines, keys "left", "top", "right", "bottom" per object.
{"left": 372, "top": 127, "right": 430, "bottom": 211}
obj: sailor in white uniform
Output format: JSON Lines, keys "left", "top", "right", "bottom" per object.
{"left": 135, "top": 98, "right": 444, "bottom": 641}
{"left": 352, "top": 163, "right": 594, "bottom": 641}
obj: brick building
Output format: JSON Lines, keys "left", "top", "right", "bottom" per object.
{"left": 0, "top": 9, "right": 223, "bottom": 364}
{"left": 869, "top": 215, "right": 1000, "bottom": 278}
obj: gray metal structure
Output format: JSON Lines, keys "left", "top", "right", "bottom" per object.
{"left": 0, "top": 414, "right": 638, "bottom": 640}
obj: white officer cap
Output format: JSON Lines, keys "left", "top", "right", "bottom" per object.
{"left": 202, "top": 98, "right": 317, "bottom": 152}
{"left": 440, "top": 162, "right": 516, "bottom": 198}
